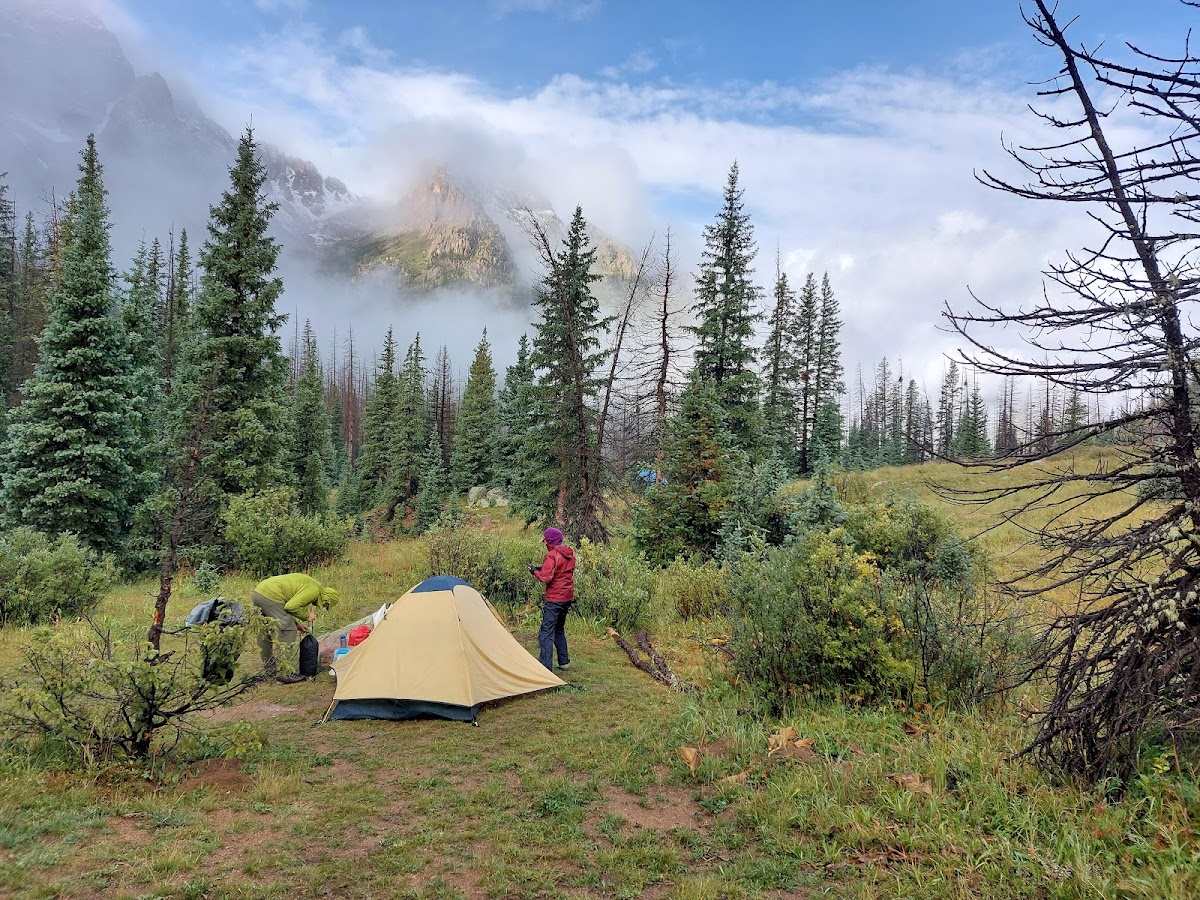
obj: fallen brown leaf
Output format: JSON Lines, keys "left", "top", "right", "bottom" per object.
{"left": 778, "top": 737, "right": 819, "bottom": 764}
{"left": 901, "top": 721, "right": 925, "bottom": 738}
{"left": 680, "top": 746, "right": 701, "bottom": 778}
{"left": 887, "top": 772, "right": 934, "bottom": 795}
{"left": 767, "top": 726, "right": 799, "bottom": 754}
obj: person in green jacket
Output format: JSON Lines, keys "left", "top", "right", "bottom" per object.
{"left": 251, "top": 573, "right": 339, "bottom": 683}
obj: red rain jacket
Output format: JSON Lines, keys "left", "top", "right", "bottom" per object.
{"left": 534, "top": 544, "right": 576, "bottom": 603}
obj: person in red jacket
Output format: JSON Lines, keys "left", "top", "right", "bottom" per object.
{"left": 529, "top": 527, "right": 576, "bottom": 671}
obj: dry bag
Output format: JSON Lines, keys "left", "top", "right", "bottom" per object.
{"left": 298, "top": 633, "right": 319, "bottom": 678}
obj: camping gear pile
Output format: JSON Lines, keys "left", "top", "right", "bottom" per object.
{"left": 323, "top": 575, "right": 564, "bottom": 724}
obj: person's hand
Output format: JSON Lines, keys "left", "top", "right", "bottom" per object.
{"left": 528, "top": 564, "right": 540, "bottom": 575}
{"left": 308, "top": 608, "right": 318, "bottom": 623}
{"left": 297, "top": 622, "right": 309, "bottom": 634}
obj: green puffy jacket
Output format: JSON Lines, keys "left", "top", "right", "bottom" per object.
{"left": 254, "top": 573, "right": 331, "bottom": 621}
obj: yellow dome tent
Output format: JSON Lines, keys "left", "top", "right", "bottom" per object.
{"left": 325, "top": 575, "right": 564, "bottom": 724}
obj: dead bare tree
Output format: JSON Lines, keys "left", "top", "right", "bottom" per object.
{"left": 943, "top": 0, "right": 1200, "bottom": 782}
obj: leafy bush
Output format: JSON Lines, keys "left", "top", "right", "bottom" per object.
{"left": 843, "top": 494, "right": 979, "bottom": 583}
{"left": 573, "top": 540, "right": 655, "bottom": 632}
{"left": 189, "top": 562, "right": 223, "bottom": 595}
{"left": 0, "top": 528, "right": 115, "bottom": 625}
{"left": 661, "top": 557, "right": 729, "bottom": 621}
{"left": 423, "top": 521, "right": 541, "bottom": 617}
{"left": 898, "top": 577, "right": 1031, "bottom": 707}
{"left": 728, "top": 533, "right": 911, "bottom": 712}
{"left": 222, "top": 489, "right": 353, "bottom": 576}
{"left": 0, "top": 618, "right": 259, "bottom": 764}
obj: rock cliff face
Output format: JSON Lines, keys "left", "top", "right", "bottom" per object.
{"left": 0, "top": 0, "right": 356, "bottom": 260}
{"left": 1, "top": 0, "right": 635, "bottom": 304}
{"left": 351, "top": 169, "right": 516, "bottom": 290}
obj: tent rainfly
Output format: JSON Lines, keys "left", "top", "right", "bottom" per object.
{"left": 325, "top": 575, "right": 564, "bottom": 723}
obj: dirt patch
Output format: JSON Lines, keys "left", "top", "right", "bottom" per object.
{"left": 106, "top": 813, "right": 156, "bottom": 848}
{"left": 206, "top": 700, "right": 301, "bottom": 722}
{"left": 176, "top": 758, "right": 254, "bottom": 796}
{"left": 600, "top": 783, "right": 703, "bottom": 832}
{"left": 416, "top": 853, "right": 489, "bottom": 900}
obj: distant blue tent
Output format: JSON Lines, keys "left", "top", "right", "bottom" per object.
{"left": 637, "top": 469, "right": 667, "bottom": 485}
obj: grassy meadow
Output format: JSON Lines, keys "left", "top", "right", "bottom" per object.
{"left": 0, "top": 452, "right": 1197, "bottom": 899}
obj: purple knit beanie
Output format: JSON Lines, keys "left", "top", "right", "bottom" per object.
{"left": 543, "top": 527, "right": 564, "bottom": 546}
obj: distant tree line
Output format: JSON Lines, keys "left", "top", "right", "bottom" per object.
{"left": 0, "top": 132, "right": 1118, "bottom": 584}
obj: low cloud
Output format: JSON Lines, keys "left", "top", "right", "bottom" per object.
{"left": 18, "top": 0, "right": 1167, "bottom": 405}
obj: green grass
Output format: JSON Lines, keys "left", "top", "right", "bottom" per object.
{"left": 0, "top": 461, "right": 1196, "bottom": 898}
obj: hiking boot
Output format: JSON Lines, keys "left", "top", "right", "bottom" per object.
{"left": 275, "top": 673, "right": 307, "bottom": 685}
{"left": 557, "top": 662, "right": 570, "bottom": 671}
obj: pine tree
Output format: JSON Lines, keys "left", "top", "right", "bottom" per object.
{"left": 690, "top": 162, "right": 763, "bottom": 453}
{"left": 450, "top": 329, "right": 498, "bottom": 494}
{"left": 388, "top": 334, "right": 429, "bottom": 512}
{"left": 170, "top": 126, "right": 290, "bottom": 539}
{"left": 809, "top": 273, "right": 844, "bottom": 466}
{"left": 414, "top": 431, "right": 447, "bottom": 531}
{"left": 952, "top": 377, "right": 992, "bottom": 459}
{"left": 11, "top": 211, "right": 49, "bottom": 398}
{"left": 936, "top": 360, "right": 961, "bottom": 455}
{"left": 632, "top": 381, "right": 743, "bottom": 564}
{"left": 497, "top": 333, "right": 539, "bottom": 502}
{"left": 761, "top": 259, "right": 802, "bottom": 469}
{"left": 1059, "top": 385, "right": 1088, "bottom": 446}
{"left": 0, "top": 136, "right": 138, "bottom": 553}
{"left": 527, "top": 206, "right": 611, "bottom": 542}
{"left": 121, "top": 240, "right": 166, "bottom": 520}
{"left": 161, "top": 228, "right": 192, "bottom": 388}
{"left": 430, "top": 344, "right": 455, "bottom": 465}
{"left": 354, "top": 328, "right": 399, "bottom": 510}
{"left": 291, "top": 321, "right": 333, "bottom": 514}
{"left": 0, "top": 175, "right": 15, "bottom": 407}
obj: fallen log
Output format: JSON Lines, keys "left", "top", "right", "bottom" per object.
{"left": 608, "top": 627, "right": 697, "bottom": 693}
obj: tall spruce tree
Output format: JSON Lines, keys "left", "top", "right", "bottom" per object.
{"left": 122, "top": 240, "right": 167, "bottom": 519}
{"left": 0, "top": 137, "right": 138, "bottom": 553}
{"left": 951, "top": 378, "right": 992, "bottom": 459}
{"left": 161, "top": 228, "right": 192, "bottom": 388}
{"left": 497, "top": 333, "right": 538, "bottom": 501}
{"left": 291, "top": 321, "right": 333, "bottom": 514}
{"left": 353, "top": 328, "right": 399, "bottom": 510}
{"left": 0, "top": 175, "right": 15, "bottom": 408}
{"left": 761, "top": 260, "right": 802, "bottom": 469}
{"left": 632, "top": 381, "right": 743, "bottom": 564}
{"left": 11, "top": 211, "right": 48, "bottom": 399}
{"left": 172, "top": 127, "right": 289, "bottom": 535}
{"left": 415, "top": 431, "right": 447, "bottom": 531}
{"left": 527, "top": 206, "right": 611, "bottom": 542}
{"left": 809, "top": 273, "right": 844, "bottom": 467}
{"left": 451, "top": 329, "right": 499, "bottom": 494}
{"left": 387, "top": 334, "right": 429, "bottom": 513}
{"left": 690, "top": 162, "right": 763, "bottom": 453}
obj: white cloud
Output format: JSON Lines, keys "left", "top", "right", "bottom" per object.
{"left": 114, "top": 8, "right": 1160, "bottom": 403}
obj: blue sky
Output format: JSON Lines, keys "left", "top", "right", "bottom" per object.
{"left": 80, "top": 0, "right": 1200, "bottom": 387}
{"left": 121, "top": 0, "right": 1194, "bottom": 98}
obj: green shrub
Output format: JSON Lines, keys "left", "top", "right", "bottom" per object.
{"left": 188, "top": 562, "right": 223, "bottom": 595}
{"left": 0, "top": 528, "right": 115, "bottom": 625}
{"left": 661, "top": 558, "right": 728, "bottom": 621}
{"left": 222, "top": 489, "right": 353, "bottom": 576}
{"left": 898, "top": 577, "right": 1031, "bottom": 707}
{"left": 728, "top": 533, "right": 911, "bottom": 712}
{"left": 843, "top": 494, "right": 979, "bottom": 583}
{"left": 423, "top": 523, "right": 540, "bottom": 616}
{"left": 0, "top": 619, "right": 258, "bottom": 764}
{"left": 573, "top": 540, "right": 655, "bottom": 632}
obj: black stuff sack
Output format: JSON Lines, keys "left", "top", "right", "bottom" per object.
{"left": 298, "top": 633, "right": 319, "bottom": 678}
